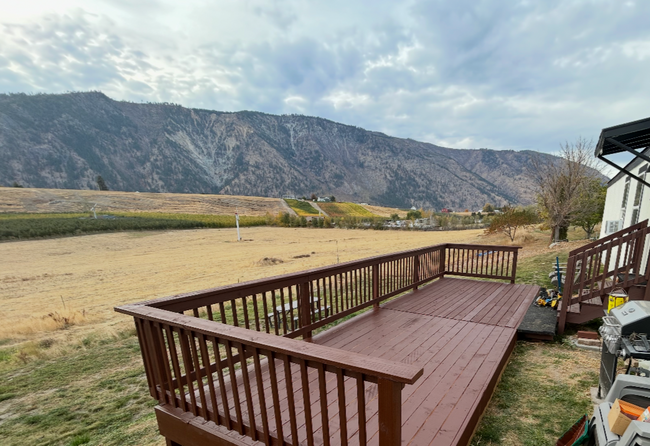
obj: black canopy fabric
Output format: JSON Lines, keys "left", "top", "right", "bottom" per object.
{"left": 596, "top": 117, "right": 650, "bottom": 188}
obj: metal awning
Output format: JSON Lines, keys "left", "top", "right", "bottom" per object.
{"left": 596, "top": 116, "right": 650, "bottom": 188}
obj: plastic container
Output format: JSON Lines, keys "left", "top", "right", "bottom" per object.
{"left": 608, "top": 288, "right": 629, "bottom": 313}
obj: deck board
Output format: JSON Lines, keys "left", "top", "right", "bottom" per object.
{"left": 188, "top": 277, "right": 539, "bottom": 446}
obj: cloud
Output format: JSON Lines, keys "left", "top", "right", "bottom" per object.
{"left": 1, "top": 0, "right": 650, "bottom": 153}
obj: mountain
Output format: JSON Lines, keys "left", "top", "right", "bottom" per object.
{"left": 0, "top": 92, "right": 557, "bottom": 210}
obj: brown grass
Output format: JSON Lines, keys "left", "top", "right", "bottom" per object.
{"left": 0, "top": 223, "right": 595, "bottom": 347}
{"left": 0, "top": 186, "right": 292, "bottom": 216}
{"left": 0, "top": 226, "right": 488, "bottom": 345}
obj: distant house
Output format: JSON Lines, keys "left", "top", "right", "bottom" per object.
{"left": 441, "top": 208, "right": 452, "bottom": 213}
{"left": 410, "top": 206, "right": 417, "bottom": 211}
{"left": 317, "top": 197, "right": 331, "bottom": 202}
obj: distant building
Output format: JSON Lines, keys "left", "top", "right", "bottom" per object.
{"left": 441, "top": 208, "right": 452, "bottom": 213}
{"left": 317, "top": 197, "right": 331, "bottom": 202}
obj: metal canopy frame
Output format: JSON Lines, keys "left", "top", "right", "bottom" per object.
{"left": 596, "top": 117, "right": 650, "bottom": 188}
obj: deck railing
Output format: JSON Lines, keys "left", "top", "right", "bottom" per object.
{"left": 558, "top": 220, "right": 650, "bottom": 333}
{"left": 116, "top": 242, "right": 520, "bottom": 446}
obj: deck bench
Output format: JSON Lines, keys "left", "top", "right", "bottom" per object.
{"left": 117, "top": 243, "right": 538, "bottom": 446}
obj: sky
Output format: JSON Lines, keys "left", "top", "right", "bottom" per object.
{"left": 1, "top": 0, "right": 650, "bottom": 156}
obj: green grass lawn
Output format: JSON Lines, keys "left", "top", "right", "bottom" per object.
{"left": 471, "top": 341, "right": 598, "bottom": 446}
{"left": 0, "top": 330, "right": 159, "bottom": 446}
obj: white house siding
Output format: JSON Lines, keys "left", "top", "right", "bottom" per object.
{"left": 600, "top": 155, "right": 650, "bottom": 275}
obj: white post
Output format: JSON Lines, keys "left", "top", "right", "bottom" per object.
{"left": 235, "top": 212, "right": 241, "bottom": 241}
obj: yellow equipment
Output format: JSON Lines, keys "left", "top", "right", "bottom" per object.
{"left": 607, "top": 288, "right": 629, "bottom": 313}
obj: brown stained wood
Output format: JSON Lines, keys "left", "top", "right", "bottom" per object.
{"left": 336, "top": 368, "right": 348, "bottom": 445}
{"left": 252, "top": 348, "right": 272, "bottom": 445}
{"left": 224, "top": 339, "right": 245, "bottom": 435}
{"left": 165, "top": 325, "right": 188, "bottom": 412}
{"left": 148, "top": 321, "right": 173, "bottom": 405}
{"left": 119, "top": 243, "right": 535, "bottom": 446}
{"left": 144, "top": 290, "right": 528, "bottom": 446}
{"left": 198, "top": 334, "right": 220, "bottom": 423}
{"left": 188, "top": 332, "right": 209, "bottom": 420}
{"left": 283, "top": 356, "right": 299, "bottom": 446}
{"left": 237, "top": 342, "right": 258, "bottom": 441}
{"left": 177, "top": 328, "right": 199, "bottom": 416}
{"left": 378, "top": 378, "right": 401, "bottom": 446}
{"left": 317, "top": 363, "right": 331, "bottom": 446}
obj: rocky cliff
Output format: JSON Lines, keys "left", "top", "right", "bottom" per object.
{"left": 0, "top": 92, "right": 557, "bottom": 209}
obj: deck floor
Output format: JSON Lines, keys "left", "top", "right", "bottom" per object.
{"left": 185, "top": 277, "right": 539, "bottom": 446}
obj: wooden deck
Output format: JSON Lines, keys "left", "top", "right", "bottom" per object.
{"left": 117, "top": 243, "right": 540, "bottom": 446}
{"left": 155, "top": 278, "right": 538, "bottom": 446}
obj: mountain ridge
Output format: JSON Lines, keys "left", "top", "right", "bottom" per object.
{"left": 0, "top": 91, "right": 556, "bottom": 209}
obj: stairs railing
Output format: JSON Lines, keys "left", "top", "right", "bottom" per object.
{"left": 558, "top": 220, "right": 650, "bottom": 334}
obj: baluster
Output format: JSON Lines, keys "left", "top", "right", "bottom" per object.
{"left": 242, "top": 296, "right": 251, "bottom": 330}
{"left": 177, "top": 327, "right": 199, "bottom": 416}
{"left": 317, "top": 363, "right": 331, "bottom": 446}
{"left": 223, "top": 339, "right": 244, "bottom": 434}
{"left": 165, "top": 325, "right": 187, "bottom": 411}
{"left": 211, "top": 338, "right": 232, "bottom": 430}
{"left": 188, "top": 332, "right": 209, "bottom": 420}
{"left": 197, "top": 333, "right": 220, "bottom": 423}
{"left": 336, "top": 368, "right": 348, "bottom": 445}
{"left": 299, "top": 359, "right": 314, "bottom": 446}
{"left": 262, "top": 292, "right": 271, "bottom": 334}
{"left": 237, "top": 343, "right": 257, "bottom": 440}
{"left": 283, "top": 356, "right": 299, "bottom": 446}
{"left": 356, "top": 373, "right": 367, "bottom": 446}
{"left": 252, "top": 294, "right": 261, "bottom": 332}
{"left": 252, "top": 347, "right": 271, "bottom": 445}
{"left": 267, "top": 351, "right": 284, "bottom": 443}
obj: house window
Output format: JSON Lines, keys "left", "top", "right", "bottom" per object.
{"left": 631, "top": 167, "right": 648, "bottom": 225}
{"left": 621, "top": 177, "right": 631, "bottom": 223}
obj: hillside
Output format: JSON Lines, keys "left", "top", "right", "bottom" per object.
{"left": 0, "top": 92, "right": 562, "bottom": 209}
{"left": 0, "top": 187, "right": 292, "bottom": 216}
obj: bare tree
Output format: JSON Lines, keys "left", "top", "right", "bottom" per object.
{"left": 530, "top": 138, "right": 601, "bottom": 243}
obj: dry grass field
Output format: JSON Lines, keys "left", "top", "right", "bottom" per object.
{"left": 0, "top": 187, "right": 293, "bottom": 216}
{"left": 0, "top": 226, "right": 488, "bottom": 346}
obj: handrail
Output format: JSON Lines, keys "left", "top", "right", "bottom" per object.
{"left": 558, "top": 220, "right": 650, "bottom": 334}
{"left": 131, "top": 243, "right": 519, "bottom": 340}
{"left": 122, "top": 305, "right": 422, "bottom": 446}
{"left": 117, "top": 305, "right": 423, "bottom": 384}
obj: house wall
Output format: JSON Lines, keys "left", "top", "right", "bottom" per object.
{"left": 600, "top": 158, "right": 650, "bottom": 274}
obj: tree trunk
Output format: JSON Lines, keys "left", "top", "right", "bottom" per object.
{"left": 552, "top": 226, "right": 559, "bottom": 243}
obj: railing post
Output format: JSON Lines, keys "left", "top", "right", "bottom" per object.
{"left": 299, "top": 281, "right": 312, "bottom": 340}
{"left": 412, "top": 254, "right": 420, "bottom": 290}
{"left": 510, "top": 249, "right": 518, "bottom": 284}
{"left": 558, "top": 256, "right": 575, "bottom": 335}
{"left": 378, "top": 378, "right": 402, "bottom": 446}
{"left": 440, "top": 245, "right": 446, "bottom": 278}
{"left": 373, "top": 263, "right": 380, "bottom": 309}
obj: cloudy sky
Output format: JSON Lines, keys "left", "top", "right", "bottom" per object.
{"left": 1, "top": 0, "right": 649, "bottom": 156}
